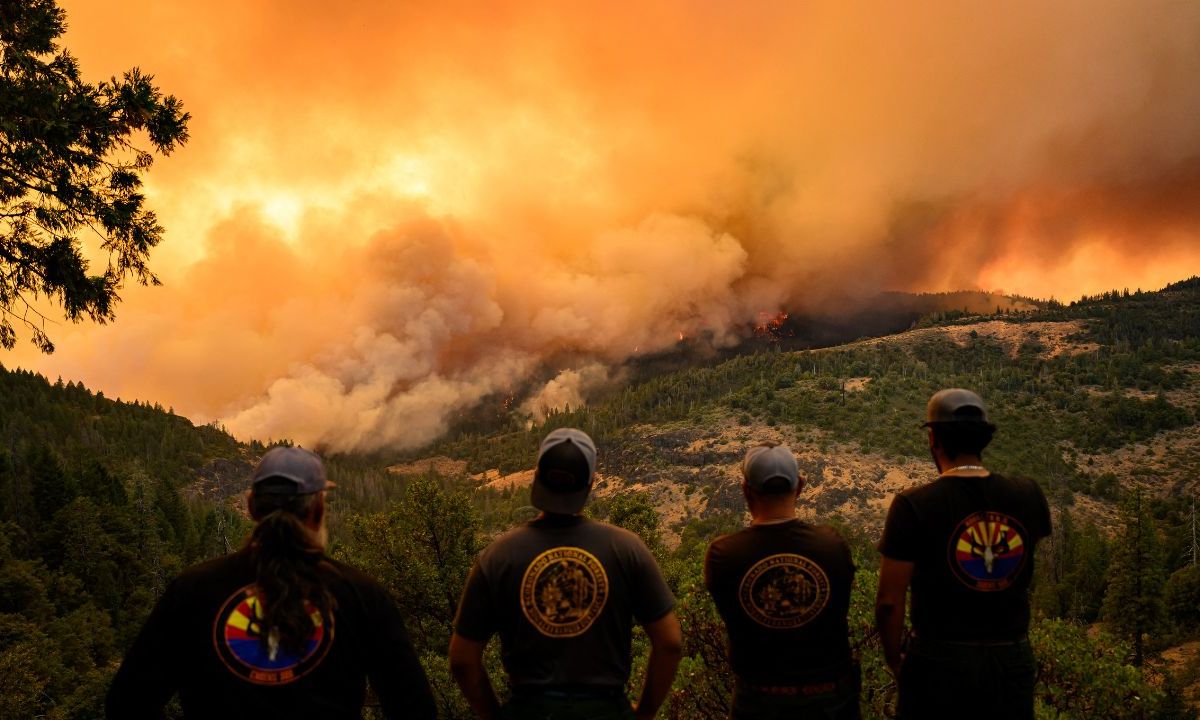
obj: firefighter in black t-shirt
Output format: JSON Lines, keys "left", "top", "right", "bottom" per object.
{"left": 875, "top": 389, "right": 1052, "bottom": 720}
{"left": 449, "top": 428, "right": 683, "bottom": 720}
{"left": 705, "top": 443, "right": 859, "bottom": 720}
{"left": 106, "top": 446, "right": 436, "bottom": 720}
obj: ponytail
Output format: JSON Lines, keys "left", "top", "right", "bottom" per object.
{"left": 248, "top": 493, "right": 333, "bottom": 657}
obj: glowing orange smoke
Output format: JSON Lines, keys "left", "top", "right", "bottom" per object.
{"left": 0, "top": 0, "right": 1196, "bottom": 450}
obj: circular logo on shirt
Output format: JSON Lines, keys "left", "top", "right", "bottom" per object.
{"left": 520, "top": 547, "right": 609, "bottom": 638}
{"left": 212, "top": 584, "right": 334, "bottom": 685}
{"left": 949, "top": 512, "right": 1028, "bottom": 591}
{"left": 738, "top": 553, "right": 831, "bottom": 629}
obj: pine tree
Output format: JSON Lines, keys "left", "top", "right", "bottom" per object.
{"left": 1102, "top": 489, "right": 1167, "bottom": 666}
{"left": 0, "top": 0, "right": 189, "bottom": 351}
{"left": 28, "top": 443, "right": 74, "bottom": 521}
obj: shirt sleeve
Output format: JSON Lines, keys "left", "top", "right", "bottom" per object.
{"left": 878, "top": 494, "right": 921, "bottom": 561}
{"left": 628, "top": 537, "right": 676, "bottom": 624}
{"left": 1032, "top": 479, "right": 1053, "bottom": 540}
{"left": 703, "top": 539, "right": 740, "bottom": 624}
{"left": 453, "top": 558, "right": 497, "bottom": 642}
{"left": 841, "top": 533, "right": 856, "bottom": 575}
{"left": 362, "top": 582, "right": 438, "bottom": 720}
{"left": 106, "top": 580, "right": 183, "bottom": 719}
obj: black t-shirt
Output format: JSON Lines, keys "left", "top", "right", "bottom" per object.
{"left": 704, "top": 520, "right": 855, "bottom": 684}
{"left": 878, "top": 473, "right": 1052, "bottom": 642}
{"left": 454, "top": 514, "right": 675, "bottom": 688}
{"left": 105, "top": 549, "right": 436, "bottom": 720}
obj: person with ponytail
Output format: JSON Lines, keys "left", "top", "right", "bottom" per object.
{"left": 107, "top": 446, "right": 437, "bottom": 719}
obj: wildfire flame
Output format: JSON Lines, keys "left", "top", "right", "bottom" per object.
{"left": 18, "top": 1, "right": 1200, "bottom": 454}
{"left": 753, "top": 310, "right": 790, "bottom": 340}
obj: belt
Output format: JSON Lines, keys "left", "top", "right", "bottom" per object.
{"left": 738, "top": 681, "right": 839, "bottom": 697}
{"left": 909, "top": 632, "right": 1029, "bottom": 649}
{"left": 736, "top": 664, "right": 859, "bottom": 698}
{"left": 511, "top": 685, "right": 627, "bottom": 700}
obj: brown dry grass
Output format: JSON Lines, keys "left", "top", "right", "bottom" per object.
{"left": 844, "top": 319, "right": 1099, "bottom": 359}
{"left": 386, "top": 456, "right": 469, "bottom": 477}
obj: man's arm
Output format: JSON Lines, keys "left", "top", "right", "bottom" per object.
{"left": 106, "top": 584, "right": 181, "bottom": 719}
{"left": 449, "top": 632, "right": 501, "bottom": 720}
{"left": 364, "top": 586, "right": 438, "bottom": 720}
{"left": 875, "top": 557, "right": 914, "bottom": 676}
{"left": 633, "top": 611, "right": 683, "bottom": 720}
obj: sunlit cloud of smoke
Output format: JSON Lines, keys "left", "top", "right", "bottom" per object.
{"left": 6, "top": 0, "right": 1200, "bottom": 451}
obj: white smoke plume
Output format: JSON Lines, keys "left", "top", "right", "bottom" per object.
{"left": 4, "top": 0, "right": 1200, "bottom": 451}
{"left": 521, "top": 363, "right": 613, "bottom": 424}
{"left": 219, "top": 214, "right": 755, "bottom": 450}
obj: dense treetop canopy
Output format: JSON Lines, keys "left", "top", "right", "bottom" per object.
{"left": 0, "top": 0, "right": 188, "bottom": 352}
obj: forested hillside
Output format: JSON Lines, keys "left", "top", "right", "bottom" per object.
{"left": 4, "top": 278, "right": 1200, "bottom": 718}
{"left": 0, "top": 367, "right": 253, "bottom": 718}
{"left": 408, "top": 276, "right": 1200, "bottom": 517}
{"left": 372, "top": 276, "right": 1200, "bottom": 718}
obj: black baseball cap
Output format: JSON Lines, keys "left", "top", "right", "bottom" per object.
{"left": 251, "top": 446, "right": 335, "bottom": 495}
{"left": 531, "top": 428, "right": 597, "bottom": 515}
{"left": 924, "top": 388, "right": 991, "bottom": 426}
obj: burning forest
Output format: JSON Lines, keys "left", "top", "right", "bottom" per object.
{"left": 4, "top": 0, "right": 1200, "bottom": 453}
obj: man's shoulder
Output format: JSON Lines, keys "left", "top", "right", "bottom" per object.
{"left": 992, "top": 473, "right": 1051, "bottom": 522}
{"left": 172, "top": 550, "right": 250, "bottom": 588}
{"left": 707, "top": 522, "right": 848, "bottom": 558}
{"left": 503, "top": 516, "right": 643, "bottom": 542}
{"left": 321, "top": 556, "right": 384, "bottom": 589}
{"left": 993, "top": 472, "right": 1045, "bottom": 493}
{"left": 894, "top": 473, "right": 1046, "bottom": 504}
{"left": 589, "top": 518, "right": 650, "bottom": 547}
{"left": 709, "top": 525, "right": 749, "bottom": 545}
{"left": 473, "top": 520, "right": 546, "bottom": 569}
{"left": 556, "top": 518, "right": 653, "bottom": 556}
{"left": 478, "top": 517, "right": 652, "bottom": 558}
{"left": 706, "top": 526, "right": 751, "bottom": 556}
{"left": 315, "top": 557, "right": 405, "bottom": 617}
{"left": 808, "top": 522, "right": 850, "bottom": 548}
{"left": 481, "top": 519, "right": 539, "bottom": 549}
{"left": 896, "top": 478, "right": 941, "bottom": 504}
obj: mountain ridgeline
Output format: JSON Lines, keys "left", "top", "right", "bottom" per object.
{"left": 0, "top": 367, "right": 253, "bottom": 718}
{"left": 3, "top": 278, "right": 1200, "bottom": 718}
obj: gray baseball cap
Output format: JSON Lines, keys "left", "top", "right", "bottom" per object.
{"left": 924, "top": 388, "right": 990, "bottom": 425}
{"left": 251, "top": 446, "right": 335, "bottom": 495}
{"left": 742, "top": 444, "right": 801, "bottom": 493}
{"left": 531, "top": 428, "right": 597, "bottom": 515}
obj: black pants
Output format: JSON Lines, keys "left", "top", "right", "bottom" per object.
{"left": 897, "top": 637, "right": 1036, "bottom": 720}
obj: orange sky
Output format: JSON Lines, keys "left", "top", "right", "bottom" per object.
{"left": 5, "top": 1, "right": 1200, "bottom": 450}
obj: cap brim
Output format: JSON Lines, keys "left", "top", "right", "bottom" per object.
{"left": 747, "top": 474, "right": 800, "bottom": 492}
{"left": 531, "top": 481, "right": 591, "bottom": 515}
{"left": 253, "top": 473, "right": 333, "bottom": 494}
